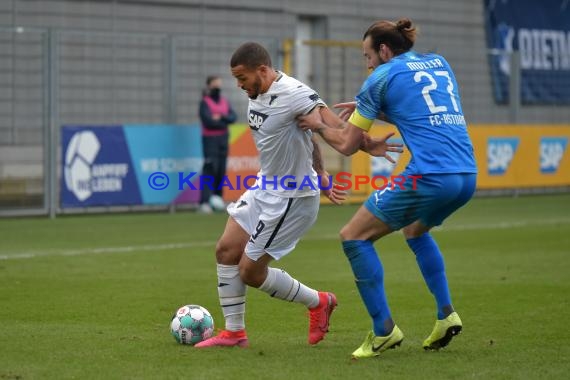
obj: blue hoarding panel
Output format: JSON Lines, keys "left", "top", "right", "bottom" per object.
{"left": 60, "top": 125, "right": 203, "bottom": 208}
{"left": 61, "top": 126, "right": 142, "bottom": 207}
{"left": 123, "top": 125, "right": 203, "bottom": 204}
{"left": 484, "top": 0, "right": 570, "bottom": 104}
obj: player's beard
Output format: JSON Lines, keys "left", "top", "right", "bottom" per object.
{"left": 377, "top": 52, "right": 387, "bottom": 66}
{"left": 247, "top": 76, "right": 263, "bottom": 99}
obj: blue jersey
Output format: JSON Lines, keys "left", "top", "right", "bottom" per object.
{"left": 349, "top": 51, "right": 477, "bottom": 174}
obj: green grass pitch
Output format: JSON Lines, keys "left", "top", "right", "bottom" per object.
{"left": 1, "top": 194, "right": 569, "bottom": 379}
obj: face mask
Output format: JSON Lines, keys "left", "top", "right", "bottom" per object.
{"left": 210, "top": 88, "right": 221, "bottom": 100}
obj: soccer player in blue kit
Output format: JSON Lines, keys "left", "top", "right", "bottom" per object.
{"left": 297, "top": 18, "right": 478, "bottom": 358}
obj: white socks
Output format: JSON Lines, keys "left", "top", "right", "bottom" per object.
{"left": 217, "top": 265, "right": 320, "bottom": 332}
{"left": 259, "top": 267, "right": 319, "bottom": 308}
{"left": 217, "top": 264, "right": 246, "bottom": 331}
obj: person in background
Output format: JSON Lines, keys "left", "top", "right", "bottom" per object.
{"left": 198, "top": 75, "right": 237, "bottom": 214}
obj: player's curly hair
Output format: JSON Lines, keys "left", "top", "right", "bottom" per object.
{"left": 363, "top": 18, "right": 417, "bottom": 55}
{"left": 230, "top": 42, "right": 273, "bottom": 69}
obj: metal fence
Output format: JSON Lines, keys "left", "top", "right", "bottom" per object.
{"left": 1, "top": 27, "right": 568, "bottom": 216}
{"left": 0, "top": 26, "right": 279, "bottom": 216}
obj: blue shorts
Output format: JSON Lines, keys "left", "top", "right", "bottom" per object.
{"left": 364, "top": 171, "right": 477, "bottom": 230}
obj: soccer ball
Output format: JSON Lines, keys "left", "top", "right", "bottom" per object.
{"left": 170, "top": 305, "right": 214, "bottom": 345}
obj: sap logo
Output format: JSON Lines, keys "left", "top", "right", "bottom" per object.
{"left": 540, "top": 137, "right": 568, "bottom": 174}
{"left": 371, "top": 138, "right": 402, "bottom": 177}
{"left": 248, "top": 110, "right": 268, "bottom": 131}
{"left": 487, "top": 137, "right": 519, "bottom": 175}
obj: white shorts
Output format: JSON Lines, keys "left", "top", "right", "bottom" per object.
{"left": 227, "top": 188, "right": 320, "bottom": 261}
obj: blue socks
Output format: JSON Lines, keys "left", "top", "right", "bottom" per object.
{"left": 407, "top": 233, "right": 452, "bottom": 319}
{"left": 342, "top": 240, "right": 392, "bottom": 336}
{"left": 343, "top": 234, "right": 452, "bottom": 334}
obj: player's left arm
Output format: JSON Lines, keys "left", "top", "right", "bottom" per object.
{"left": 311, "top": 133, "right": 325, "bottom": 175}
{"left": 334, "top": 101, "right": 393, "bottom": 124}
{"left": 296, "top": 72, "right": 383, "bottom": 156}
{"left": 299, "top": 106, "right": 364, "bottom": 156}
{"left": 311, "top": 134, "right": 347, "bottom": 205}
{"left": 288, "top": 84, "right": 354, "bottom": 156}
{"left": 299, "top": 107, "right": 402, "bottom": 159}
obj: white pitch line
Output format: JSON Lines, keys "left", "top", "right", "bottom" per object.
{"left": 1, "top": 217, "right": 569, "bottom": 261}
{"left": 0, "top": 241, "right": 215, "bottom": 261}
{"left": 435, "top": 217, "right": 570, "bottom": 232}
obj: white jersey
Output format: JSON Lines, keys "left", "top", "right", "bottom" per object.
{"left": 247, "top": 72, "right": 325, "bottom": 198}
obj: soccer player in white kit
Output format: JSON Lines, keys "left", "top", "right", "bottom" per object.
{"left": 195, "top": 42, "right": 346, "bottom": 348}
